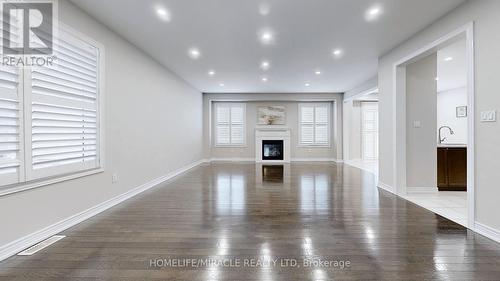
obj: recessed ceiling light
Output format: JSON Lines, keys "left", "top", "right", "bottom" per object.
{"left": 188, "top": 47, "right": 201, "bottom": 59}
{"left": 258, "top": 29, "right": 275, "bottom": 45}
{"left": 219, "top": 83, "right": 225, "bottom": 87}
{"left": 208, "top": 70, "right": 215, "bottom": 76}
{"left": 315, "top": 70, "right": 322, "bottom": 75}
{"left": 365, "top": 5, "right": 383, "bottom": 21}
{"left": 444, "top": 57, "right": 453, "bottom": 61}
{"left": 261, "top": 77, "right": 268, "bottom": 82}
{"left": 156, "top": 7, "right": 171, "bottom": 22}
{"left": 435, "top": 77, "right": 440, "bottom": 81}
{"left": 332, "top": 48, "right": 343, "bottom": 58}
{"left": 305, "top": 83, "right": 311, "bottom": 87}
{"left": 260, "top": 60, "right": 270, "bottom": 70}
{"left": 258, "top": 3, "right": 271, "bottom": 16}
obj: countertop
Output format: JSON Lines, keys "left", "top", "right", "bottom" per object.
{"left": 437, "top": 143, "right": 467, "bottom": 148}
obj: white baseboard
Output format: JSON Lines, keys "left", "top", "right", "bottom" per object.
{"left": 377, "top": 181, "right": 395, "bottom": 194}
{"left": 406, "top": 186, "right": 439, "bottom": 193}
{"left": 209, "top": 157, "right": 255, "bottom": 162}
{"left": 207, "top": 158, "right": 340, "bottom": 163}
{"left": 291, "top": 158, "right": 338, "bottom": 162}
{"left": 0, "top": 159, "right": 205, "bottom": 262}
{"left": 474, "top": 222, "right": 500, "bottom": 243}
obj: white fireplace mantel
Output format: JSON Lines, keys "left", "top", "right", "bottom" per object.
{"left": 255, "top": 128, "right": 291, "bottom": 163}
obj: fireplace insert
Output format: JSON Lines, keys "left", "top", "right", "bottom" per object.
{"left": 262, "top": 140, "right": 284, "bottom": 161}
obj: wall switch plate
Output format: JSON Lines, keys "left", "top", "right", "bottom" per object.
{"left": 112, "top": 173, "right": 119, "bottom": 183}
{"left": 413, "top": 121, "right": 422, "bottom": 128}
{"left": 480, "top": 110, "right": 497, "bottom": 122}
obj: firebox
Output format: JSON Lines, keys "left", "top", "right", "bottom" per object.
{"left": 262, "top": 140, "right": 284, "bottom": 161}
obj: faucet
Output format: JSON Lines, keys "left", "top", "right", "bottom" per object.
{"left": 438, "top": 126, "right": 455, "bottom": 144}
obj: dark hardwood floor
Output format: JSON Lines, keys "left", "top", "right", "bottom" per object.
{"left": 1, "top": 163, "right": 500, "bottom": 280}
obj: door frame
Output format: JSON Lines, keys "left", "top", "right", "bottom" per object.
{"left": 361, "top": 102, "right": 379, "bottom": 160}
{"left": 392, "top": 22, "right": 475, "bottom": 229}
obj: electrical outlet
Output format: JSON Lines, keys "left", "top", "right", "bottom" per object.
{"left": 112, "top": 173, "right": 119, "bottom": 183}
{"left": 481, "top": 110, "right": 496, "bottom": 122}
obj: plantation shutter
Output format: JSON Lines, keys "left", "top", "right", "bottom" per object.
{"left": 27, "top": 30, "right": 100, "bottom": 179}
{"left": 215, "top": 103, "right": 245, "bottom": 145}
{"left": 315, "top": 106, "right": 329, "bottom": 144}
{"left": 300, "top": 106, "right": 314, "bottom": 145}
{"left": 300, "top": 104, "right": 330, "bottom": 145}
{"left": 230, "top": 106, "right": 244, "bottom": 145}
{"left": 0, "top": 67, "right": 23, "bottom": 186}
{"left": 216, "top": 106, "right": 230, "bottom": 145}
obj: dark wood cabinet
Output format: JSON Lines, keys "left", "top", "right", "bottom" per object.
{"left": 437, "top": 147, "right": 467, "bottom": 191}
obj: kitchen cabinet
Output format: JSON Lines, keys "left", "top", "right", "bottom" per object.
{"left": 437, "top": 147, "right": 467, "bottom": 191}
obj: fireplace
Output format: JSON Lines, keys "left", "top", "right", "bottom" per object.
{"left": 255, "top": 128, "right": 290, "bottom": 163}
{"left": 262, "top": 140, "right": 284, "bottom": 161}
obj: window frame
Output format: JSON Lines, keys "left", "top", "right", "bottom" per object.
{"left": 0, "top": 23, "right": 105, "bottom": 197}
{"left": 298, "top": 103, "right": 331, "bottom": 147}
{"left": 214, "top": 103, "right": 247, "bottom": 147}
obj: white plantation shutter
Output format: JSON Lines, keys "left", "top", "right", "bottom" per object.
{"left": 0, "top": 23, "right": 103, "bottom": 192}
{"left": 215, "top": 103, "right": 245, "bottom": 145}
{"left": 28, "top": 31, "right": 100, "bottom": 179}
{"left": 0, "top": 67, "right": 22, "bottom": 186}
{"left": 299, "top": 104, "right": 330, "bottom": 146}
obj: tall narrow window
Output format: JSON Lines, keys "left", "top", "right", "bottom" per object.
{"left": 215, "top": 103, "right": 245, "bottom": 146}
{"left": 299, "top": 103, "right": 330, "bottom": 146}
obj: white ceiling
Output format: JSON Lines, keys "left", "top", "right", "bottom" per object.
{"left": 437, "top": 38, "right": 467, "bottom": 92}
{"left": 70, "top": 0, "right": 465, "bottom": 93}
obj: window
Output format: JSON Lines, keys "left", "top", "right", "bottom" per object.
{"left": 299, "top": 103, "right": 330, "bottom": 146}
{"left": 0, "top": 28, "right": 103, "bottom": 191}
{"left": 215, "top": 103, "right": 246, "bottom": 146}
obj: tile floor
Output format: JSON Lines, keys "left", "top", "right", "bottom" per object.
{"left": 404, "top": 191, "right": 467, "bottom": 227}
{"left": 345, "top": 159, "right": 467, "bottom": 227}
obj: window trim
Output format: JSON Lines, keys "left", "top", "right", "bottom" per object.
{"left": 298, "top": 103, "right": 331, "bottom": 147}
{"left": 214, "top": 103, "right": 247, "bottom": 147}
{"left": 0, "top": 22, "right": 106, "bottom": 197}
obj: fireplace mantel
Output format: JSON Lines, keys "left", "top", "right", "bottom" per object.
{"left": 255, "top": 128, "right": 291, "bottom": 163}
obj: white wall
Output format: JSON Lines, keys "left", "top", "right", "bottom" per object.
{"left": 203, "top": 93, "right": 343, "bottom": 161}
{"left": 0, "top": 0, "right": 203, "bottom": 248}
{"left": 437, "top": 87, "right": 468, "bottom": 144}
{"left": 344, "top": 76, "right": 378, "bottom": 100}
{"left": 343, "top": 100, "right": 362, "bottom": 160}
{"left": 378, "top": 0, "right": 500, "bottom": 231}
{"left": 405, "top": 54, "right": 437, "bottom": 188}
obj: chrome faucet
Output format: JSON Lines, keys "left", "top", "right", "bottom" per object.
{"left": 438, "top": 126, "right": 454, "bottom": 144}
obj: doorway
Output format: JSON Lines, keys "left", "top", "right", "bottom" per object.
{"left": 393, "top": 23, "right": 474, "bottom": 228}
{"left": 361, "top": 102, "right": 379, "bottom": 161}
{"left": 343, "top": 91, "right": 379, "bottom": 176}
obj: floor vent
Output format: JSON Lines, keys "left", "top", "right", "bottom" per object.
{"left": 17, "top": 235, "right": 66, "bottom": 256}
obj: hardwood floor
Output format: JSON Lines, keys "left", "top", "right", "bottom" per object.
{"left": 1, "top": 162, "right": 500, "bottom": 280}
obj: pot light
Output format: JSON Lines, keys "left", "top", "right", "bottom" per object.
{"left": 305, "top": 83, "right": 311, "bottom": 87}
{"left": 258, "top": 3, "right": 271, "bottom": 16}
{"left": 188, "top": 47, "right": 201, "bottom": 59}
{"left": 219, "top": 83, "right": 225, "bottom": 87}
{"left": 208, "top": 70, "right": 215, "bottom": 76}
{"left": 444, "top": 57, "right": 453, "bottom": 62}
{"left": 315, "top": 70, "right": 322, "bottom": 75}
{"left": 332, "top": 48, "right": 343, "bottom": 58}
{"left": 261, "top": 77, "right": 268, "bottom": 82}
{"left": 156, "top": 7, "right": 171, "bottom": 22}
{"left": 258, "top": 29, "right": 275, "bottom": 45}
{"left": 365, "top": 5, "right": 383, "bottom": 21}
{"left": 260, "top": 60, "right": 270, "bottom": 70}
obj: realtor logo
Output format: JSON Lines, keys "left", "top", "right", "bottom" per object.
{"left": 2, "top": 1, "right": 53, "bottom": 55}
